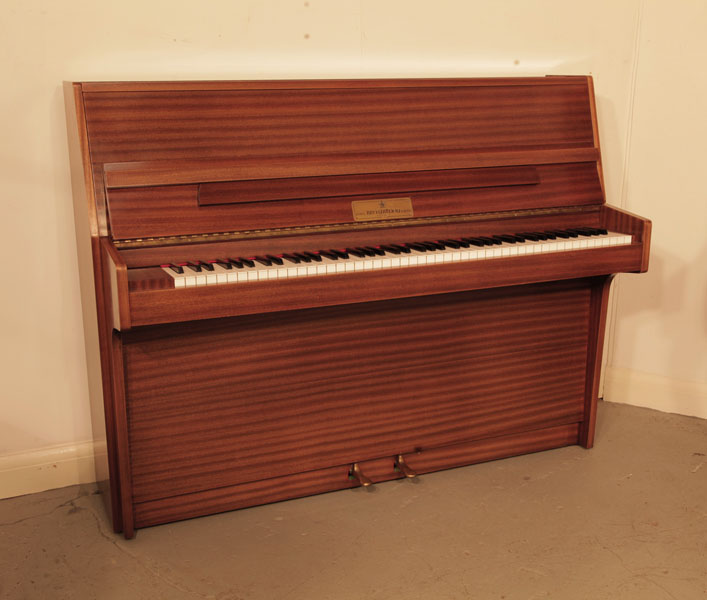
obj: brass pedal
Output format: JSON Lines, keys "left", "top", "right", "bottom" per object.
{"left": 348, "top": 462, "right": 373, "bottom": 487}
{"left": 394, "top": 454, "right": 418, "bottom": 478}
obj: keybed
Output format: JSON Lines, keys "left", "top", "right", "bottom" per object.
{"left": 160, "top": 228, "right": 632, "bottom": 288}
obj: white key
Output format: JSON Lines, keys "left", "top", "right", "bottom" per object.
{"left": 161, "top": 265, "right": 188, "bottom": 287}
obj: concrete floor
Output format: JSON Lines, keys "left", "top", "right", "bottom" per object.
{"left": 1, "top": 402, "right": 706, "bottom": 600}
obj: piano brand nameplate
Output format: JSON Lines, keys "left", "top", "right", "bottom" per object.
{"left": 352, "top": 198, "right": 414, "bottom": 222}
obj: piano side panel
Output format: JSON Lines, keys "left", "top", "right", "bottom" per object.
{"left": 122, "top": 281, "right": 591, "bottom": 505}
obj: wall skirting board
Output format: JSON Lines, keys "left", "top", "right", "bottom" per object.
{"left": 0, "top": 441, "right": 105, "bottom": 500}
{"left": 604, "top": 367, "right": 707, "bottom": 420}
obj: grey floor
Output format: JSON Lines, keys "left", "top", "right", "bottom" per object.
{"left": 1, "top": 402, "right": 706, "bottom": 600}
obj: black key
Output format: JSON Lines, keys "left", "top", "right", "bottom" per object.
{"left": 478, "top": 237, "right": 501, "bottom": 246}
{"left": 185, "top": 262, "right": 202, "bottom": 272}
{"left": 302, "top": 251, "right": 322, "bottom": 262}
{"left": 254, "top": 256, "right": 272, "bottom": 266}
{"left": 405, "top": 242, "right": 427, "bottom": 252}
{"left": 379, "top": 245, "right": 401, "bottom": 255}
{"left": 580, "top": 227, "right": 607, "bottom": 236}
{"left": 494, "top": 235, "right": 517, "bottom": 244}
{"left": 389, "top": 243, "right": 411, "bottom": 254}
{"left": 568, "top": 228, "right": 593, "bottom": 237}
{"left": 280, "top": 254, "right": 300, "bottom": 264}
{"left": 331, "top": 249, "right": 350, "bottom": 259}
{"left": 198, "top": 261, "right": 215, "bottom": 271}
{"left": 453, "top": 239, "right": 470, "bottom": 248}
{"left": 530, "top": 232, "right": 550, "bottom": 240}
{"left": 163, "top": 263, "right": 184, "bottom": 274}
{"left": 213, "top": 260, "right": 232, "bottom": 270}
{"left": 346, "top": 247, "right": 366, "bottom": 258}
{"left": 293, "top": 253, "right": 312, "bottom": 263}
{"left": 364, "top": 246, "right": 386, "bottom": 256}
{"left": 239, "top": 257, "right": 255, "bottom": 268}
{"left": 355, "top": 247, "right": 377, "bottom": 257}
{"left": 317, "top": 250, "right": 338, "bottom": 260}
{"left": 517, "top": 232, "right": 540, "bottom": 241}
{"left": 542, "top": 231, "right": 557, "bottom": 239}
{"left": 424, "top": 241, "right": 446, "bottom": 250}
{"left": 461, "top": 237, "right": 486, "bottom": 247}
{"left": 266, "top": 255, "right": 284, "bottom": 265}
{"left": 439, "top": 239, "right": 460, "bottom": 249}
{"left": 547, "top": 230, "right": 571, "bottom": 239}
{"left": 228, "top": 258, "right": 244, "bottom": 269}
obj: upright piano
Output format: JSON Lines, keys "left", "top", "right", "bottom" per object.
{"left": 65, "top": 77, "right": 650, "bottom": 539}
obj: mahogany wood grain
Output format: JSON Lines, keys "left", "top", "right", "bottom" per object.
{"left": 585, "top": 76, "right": 607, "bottom": 200}
{"left": 133, "top": 422, "right": 579, "bottom": 529}
{"left": 101, "top": 239, "right": 130, "bottom": 330}
{"left": 110, "top": 332, "right": 134, "bottom": 539}
{"left": 82, "top": 80, "right": 594, "bottom": 167}
{"left": 125, "top": 245, "right": 643, "bottom": 328}
{"left": 93, "top": 237, "right": 123, "bottom": 533}
{"left": 196, "top": 165, "right": 540, "bottom": 206}
{"left": 123, "top": 282, "right": 589, "bottom": 503}
{"left": 601, "top": 205, "right": 652, "bottom": 271}
{"left": 65, "top": 83, "right": 123, "bottom": 532}
{"left": 102, "top": 148, "right": 599, "bottom": 190}
{"left": 579, "top": 275, "right": 615, "bottom": 448}
{"left": 106, "top": 163, "right": 602, "bottom": 240}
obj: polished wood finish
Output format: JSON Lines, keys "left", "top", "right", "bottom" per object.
{"left": 125, "top": 281, "right": 589, "bottom": 502}
{"left": 66, "top": 77, "right": 651, "bottom": 539}
{"left": 106, "top": 162, "right": 601, "bottom": 240}
{"left": 134, "top": 423, "right": 580, "bottom": 528}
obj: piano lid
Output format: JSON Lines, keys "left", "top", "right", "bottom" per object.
{"left": 73, "top": 77, "right": 605, "bottom": 241}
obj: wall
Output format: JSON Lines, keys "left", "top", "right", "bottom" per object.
{"left": 603, "top": 0, "right": 707, "bottom": 418}
{"left": 0, "top": 0, "right": 702, "bottom": 498}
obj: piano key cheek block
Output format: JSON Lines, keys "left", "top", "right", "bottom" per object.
{"left": 65, "top": 77, "right": 651, "bottom": 538}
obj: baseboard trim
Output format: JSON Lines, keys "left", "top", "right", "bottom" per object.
{"left": 0, "top": 440, "right": 105, "bottom": 500}
{"left": 604, "top": 366, "right": 707, "bottom": 419}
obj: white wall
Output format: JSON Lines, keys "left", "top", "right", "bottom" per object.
{"left": 0, "top": 0, "right": 702, "bottom": 498}
{"left": 603, "top": 0, "right": 707, "bottom": 418}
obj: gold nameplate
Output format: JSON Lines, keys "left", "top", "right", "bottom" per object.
{"left": 352, "top": 198, "right": 414, "bottom": 222}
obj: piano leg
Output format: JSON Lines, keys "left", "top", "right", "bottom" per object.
{"left": 579, "top": 275, "right": 615, "bottom": 449}
{"left": 111, "top": 332, "right": 135, "bottom": 539}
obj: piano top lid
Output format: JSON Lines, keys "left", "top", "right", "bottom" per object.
{"left": 71, "top": 76, "right": 605, "bottom": 241}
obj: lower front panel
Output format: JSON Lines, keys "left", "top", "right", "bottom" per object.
{"left": 134, "top": 422, "right": 580, "bottom": 528}
{"left": 119, "top": 279, "right": 593, "bottom": 525}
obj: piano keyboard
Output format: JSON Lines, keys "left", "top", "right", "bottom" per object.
{"left": 161, "top": 228, "right": 632, "bottom": 288}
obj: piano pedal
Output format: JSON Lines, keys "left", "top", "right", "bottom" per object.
{"left": 348, "top": 462, "right": 373, "bottom": 487}
{"left": 394, "top": 454, "right": 418, "bottom": 479}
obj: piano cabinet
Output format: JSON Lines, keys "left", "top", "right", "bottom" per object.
{"left": 65, "top": 77, "right": 650, "bottom": 538}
